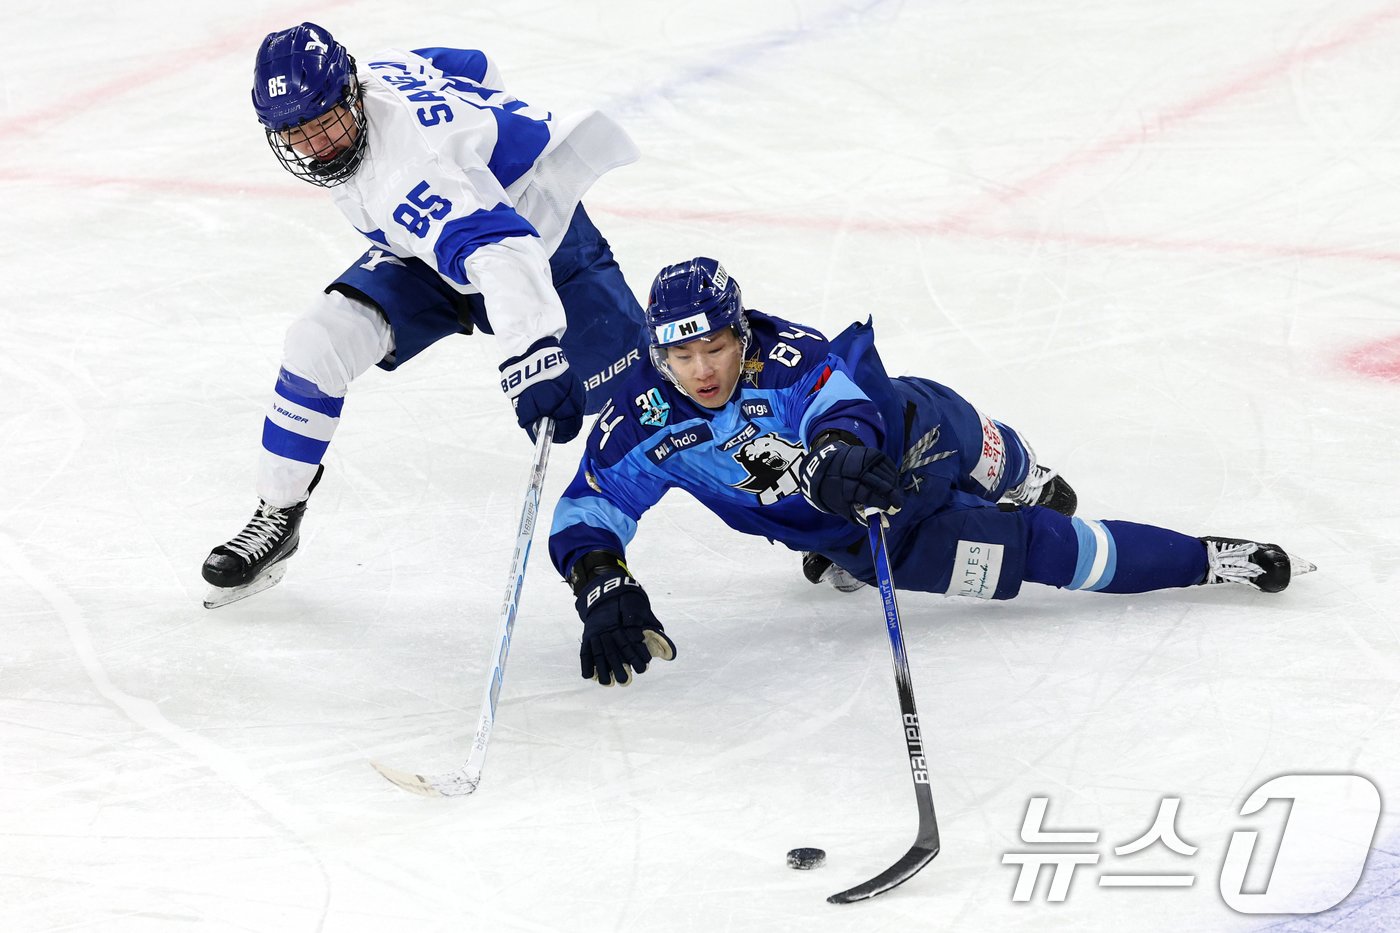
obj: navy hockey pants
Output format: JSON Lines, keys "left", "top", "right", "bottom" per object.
{"left": 327, "top": 203, "right": 648, "bottom": 413}
{"left": 817, "top": 378, "right": 1208, "bottom": 599}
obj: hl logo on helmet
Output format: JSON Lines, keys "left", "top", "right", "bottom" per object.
{"left": 655, "top": 311, "right": 711, "bottom": 345}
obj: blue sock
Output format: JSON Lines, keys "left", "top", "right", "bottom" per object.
{"left": 1023, "top": 510, "right": 1208, "bottom": 593}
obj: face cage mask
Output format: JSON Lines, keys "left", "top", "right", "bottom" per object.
{"left": 266, "top": 86, "right": 368, "bottom": 188}
{"left": 649, "top": 322, "right": 751, "bottom": 404}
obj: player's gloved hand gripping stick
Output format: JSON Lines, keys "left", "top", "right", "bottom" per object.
{"left": 371, "top": 418, "right": 555, "bottom": 796}
{"left": 827, "top": 508, "right": 941, "bottom": 904}
{"left": 800, "top": 430, "right": 904, "bottom": 524}
{"left": 500, "top": 337, "right": 585, "bottom": 444}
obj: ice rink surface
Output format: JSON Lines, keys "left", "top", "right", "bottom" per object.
{"left": 3, "top": 1, "right": 1398, "bottom": 930}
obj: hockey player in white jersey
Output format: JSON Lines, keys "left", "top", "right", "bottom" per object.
{"left": 203, "top": 23, "right": 649, "bottom": 607}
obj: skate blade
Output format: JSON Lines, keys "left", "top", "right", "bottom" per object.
{"left": 820, "top": 564, "right": 868, "bottom": 593}
{"left": 203, "top": 563, "right": 288, "bottom": 609}
{"left": 1290, "top": 555, "right": 1318, "bottom": 577}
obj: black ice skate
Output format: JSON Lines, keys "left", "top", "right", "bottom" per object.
{"left": 1002, "top": 464, "right": 1078, "bottom": 516}
{"left": 802, "top": 551, "right": 867, "bottom": 593}
{"left": 1198, "top": 536, "right": 1317, "bottom": 593}
{"left": 202, "top": 466, "right": 323, "bottom": 609}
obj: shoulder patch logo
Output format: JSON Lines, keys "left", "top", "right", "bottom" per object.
{"left": 635, "top": 387, "right": 671, "bottom": 428}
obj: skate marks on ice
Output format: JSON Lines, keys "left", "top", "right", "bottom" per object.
{"left": 0, "top": 530, "right": 337, "bottom": 899}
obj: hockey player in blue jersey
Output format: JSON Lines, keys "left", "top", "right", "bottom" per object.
{"left": 548, "top": 257, "right": 1315, "bottom": 687}
{"left": 203, "top": 23, "right": 649, "bottom": 607}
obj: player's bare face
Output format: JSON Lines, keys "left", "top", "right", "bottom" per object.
{"left": 280, "top": 105, "right": 359, "bottom": 162}
{"left": 666, "top": 328, "right": 743, "bottom": 408}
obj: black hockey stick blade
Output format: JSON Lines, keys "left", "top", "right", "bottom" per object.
{"left": 827, "top": 839, "right": 940, "bottom": 904}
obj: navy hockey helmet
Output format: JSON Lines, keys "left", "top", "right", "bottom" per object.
{"left": 252, "top": 22, "right": 367, "bottom": 187}
{"left": 645, "top": 257, "right": 752, "bottom": 387}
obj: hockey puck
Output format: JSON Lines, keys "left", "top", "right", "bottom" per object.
{"left": 786, "top": 847, "right": 826, "bottom": 870}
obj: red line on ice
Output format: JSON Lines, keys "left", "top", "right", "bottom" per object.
{"left": 6, "top": 4, "right": 1398, "bottom": 268}
{"left": 938, "top": 3, "right": 1400, "bottom": 230}
{"left": 1342, "top": 335, "right": 1400, "bottom": 383}
{"left": 0, "top": 1, "right": 357, "bottom": 142}
{"left": 588, "top": 204, "right": 1400, "bottom": 266}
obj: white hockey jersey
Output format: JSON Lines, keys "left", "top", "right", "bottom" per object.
{"left": 330, "top": 46, "right": 639, "bottom": 361}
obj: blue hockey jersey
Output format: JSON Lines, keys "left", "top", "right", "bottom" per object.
{"left": 549, "top": 311, "right": 912, "bottom": 577}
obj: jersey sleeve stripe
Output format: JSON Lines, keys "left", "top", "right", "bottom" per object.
{"left": 798, "top": 369, "right": 880, "bottom": 446}
{"left": 551, "top": 493, "right": 639, "bottom": 543}
{"left": 432, "top": 204, "right": 540, "bottom": 285}
{"left": 486, "top": 108, "right": 552, "bottom": 189}
{"left": 409, "top": 47, "right": 490, "bottom": 83}
{"left": 356, "top": 227, "right": 390, "bottom": 247}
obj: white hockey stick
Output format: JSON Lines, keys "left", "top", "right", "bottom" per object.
{"left": 371, "top": 418, "right": 555, "bottom": 797}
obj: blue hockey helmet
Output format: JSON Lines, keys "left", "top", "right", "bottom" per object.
{"left": 645, "top": 257, "right": 752, "bottom": 395}
{"left": 252, "top": 23, "right": 367, "bottom": 187}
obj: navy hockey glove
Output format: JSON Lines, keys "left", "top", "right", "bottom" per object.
{"left": 570, "top": 551, "right": 676, "bottom": 687}
{"left": 499, "top": 336, "right": 585, "bottom": 444}
{"left": 800, "top": 430, "right": 904, "bottom": 524}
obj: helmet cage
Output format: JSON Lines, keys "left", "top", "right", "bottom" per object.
{"left": 252, "top": 23, "right": 367, "bottom": 187}
{"left": 263, "top": 78, "right": 367, "bottom": 188}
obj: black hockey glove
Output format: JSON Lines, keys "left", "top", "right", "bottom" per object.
{"left": 570, "top": 551, "right": 676, "bottom": 687}
{"left": 800, "top": 430, "right": 904, "bottom": 524}
{"left": 499, "top": 336, "right": 586, "bottom": 444}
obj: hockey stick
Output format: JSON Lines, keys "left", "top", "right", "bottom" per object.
{"left": 371, "top": 418, "right": 555, "bottom": 797}
{"left": 828, "top": 509, "right": 941, "bottom": 904}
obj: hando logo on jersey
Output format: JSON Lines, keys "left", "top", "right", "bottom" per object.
{"left": 647, "top": 424, "right": 714, "bottom": 465}
{"left": 730, "top": 433, "right": 806, "bottom": 505}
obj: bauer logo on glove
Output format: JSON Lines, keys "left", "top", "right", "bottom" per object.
{"left": 569, "top": 551, "right": 676, "bottom": 687}
{"left": 499, "top": 342, "right": 570, "bottom": 397}
{"left": 499, "top": 336, "right": 585, "bottom": 443}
